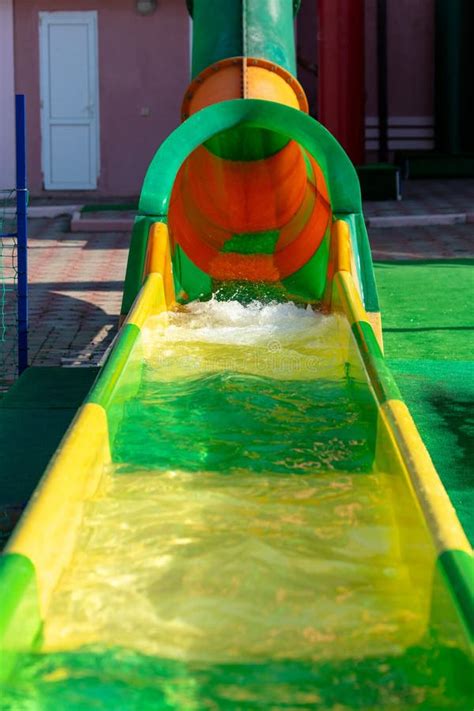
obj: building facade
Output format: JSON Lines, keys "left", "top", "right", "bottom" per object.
{"left": 0, "top": 0, "right": 435, "bottom": 197}
{"left": 1, "top": 0, "right": 190, "bottom": 195}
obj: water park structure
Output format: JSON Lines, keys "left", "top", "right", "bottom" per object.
{"left": 0, "top": 1, "right": 472, "bottom": 707}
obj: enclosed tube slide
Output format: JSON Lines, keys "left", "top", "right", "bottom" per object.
{"left": 126, "top": 0, "right": 351, "bottom": 305}
{"left": 173, "top": 0, "right": 330, "bottom": 296}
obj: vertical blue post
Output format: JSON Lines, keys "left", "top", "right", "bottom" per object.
{"left": 15, "top": 94, "right": 28, "bottom": 374}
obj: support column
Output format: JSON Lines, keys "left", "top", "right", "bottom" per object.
{"left": 317, "top": 0, "right": 365, "bottom": 164}
{"left": 435, "top": 0, "right": 474, "bottom": 153}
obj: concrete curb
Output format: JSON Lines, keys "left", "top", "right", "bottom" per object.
{"left": 70, "top": 211, "right": 134, "bottom": 233}
{"left": 5, "top": 205, "right": 474, "bottom": 230}
{"left": 366, "top": 213, "right": 474, "bottom": 228}
{"left": 4, "top": 205, "right": 81, "bottom": 218}
{"left": 68, "top": 210, "right": 474, "bottom": 231}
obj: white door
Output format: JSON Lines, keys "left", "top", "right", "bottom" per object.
{"left": 39, "top": 11, "right": 99, "bottom": 190}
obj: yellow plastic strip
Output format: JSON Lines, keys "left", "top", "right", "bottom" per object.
{"left": 3, "top": 230, "right": 177, "bottom": 616}
{"left": 5, "top": 404, "right": 110, "bottom": 613}
{"left": 126, "top": 273, "right": 167, "bottom": 330}
{"left": 381, "top": 399, "right": 472, "bottom": 556}
{"left": 145, "top": 222, "right": 176, "bottom": 306}
{"left": 333, "top": 219, "right": 352, "bottom": 273}
{"left": 334, "top": 271, "right": 371, "bottom": 327}
{"left": 329, "top": 219, "right": 383, "bottom": 349}
{"left": 368, "top": 311, "right": 384, "bottom": 351}
{"left": 93, "top": 244, "right": 176, "bottom": 408}
{"left": 333, "top": 253, "right": 471, "bottom": 558}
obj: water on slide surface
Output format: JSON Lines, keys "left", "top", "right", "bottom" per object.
{"left": 3, "top": 301, "right": 471, "bottom": 709}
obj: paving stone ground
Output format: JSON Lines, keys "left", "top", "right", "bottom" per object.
{"left": 1, "top": 180, "right": 473, "bottom": 389}
{"left": 363, "top": 178, "right": 474, "bottom": 218}
{"left": 2, "top": 217, "right": 129, "bottom": 386}
{"left": 369, "top": 223, "right": 474, "bottom": 261}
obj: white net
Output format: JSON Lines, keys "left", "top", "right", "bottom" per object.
{"left": 0, "top": 189, "right": 18, "bottom": 391}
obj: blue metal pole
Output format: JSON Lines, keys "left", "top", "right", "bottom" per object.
{"left": 15, "top": 94, "right": 28, "bottom": 374}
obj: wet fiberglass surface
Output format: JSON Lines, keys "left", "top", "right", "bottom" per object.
{"left": 3, "top": 300, "right": 471, "bottom": 709}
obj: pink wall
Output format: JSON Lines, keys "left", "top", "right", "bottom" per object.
{"left": 365, "top": 0, "right": 434, "bottom": 118}
{"left": 14, "top": 0, "right": 190, "bottom": 196}
{"left": 14, "top": 0, "right": 436, "bottom": 193}
{"left": 296, "top": 0, "right": 435, "bottom": 159}
{"left": 0, "top": 0, "right": 15, "bottom": 189}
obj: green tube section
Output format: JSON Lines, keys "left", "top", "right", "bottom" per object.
{"left": 191, "top": 0, "right": 298, "bottom": 78}
{"left": 180, "top": 0, "right": 328, "bottom": 298}
{"left": 183, "top": 1, "right": 321, "bottom": 295}
{"left": 192, "top": 0, "right": 296, "bottom": 158}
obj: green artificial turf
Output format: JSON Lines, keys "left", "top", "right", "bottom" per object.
{"left": 0, "top": 367, "right": 99, "bottom": 506}
{"left": 375, "top": 260, "right": 474, "bottom": 361}
{"left": 375, "top": 260, "right": 474, "bottom": 544}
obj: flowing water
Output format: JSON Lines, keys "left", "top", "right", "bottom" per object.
{"left": 2, "top": 301, "right": 472, "bottom": 709}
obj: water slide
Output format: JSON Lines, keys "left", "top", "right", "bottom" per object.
{"left": 1, "top": 1, "right": 472, "bottom": 708}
